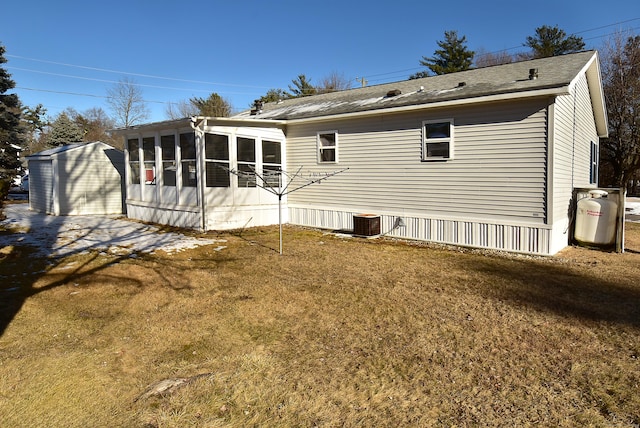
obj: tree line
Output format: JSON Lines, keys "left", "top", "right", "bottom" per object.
{"left": 1, "top": 23, "right": 639, "bottom": 196}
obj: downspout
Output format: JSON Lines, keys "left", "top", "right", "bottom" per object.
{"left": 571, "top": 90, "right": 577, "bottom": 190}
{"left": 190, "top": 116, "right": 206, "bottom": 231}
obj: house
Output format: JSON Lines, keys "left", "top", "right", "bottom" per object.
{"left": 27, "top": 142, "right": 125, "bottom": 215}
{"left": 114, "top": 50, "right": 607, "bottom": 255}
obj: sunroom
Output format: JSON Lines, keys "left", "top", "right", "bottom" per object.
{"left": 119, "top": 117, "right": 286, "bottom": 231}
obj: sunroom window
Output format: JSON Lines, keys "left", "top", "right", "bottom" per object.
{"left": 161, "top": 135, "right": 176, "bottom": 186}
{"left": 422, "top": 120, "right": 453, "bottom": 160}
{"left": 317, "top": 131, "right": 337, "bottom": 163}
{"left": 127, "top": 138, "right": 140, "bottom": 184}
{"left": 262, "top": 140, "right": 282, "bottom": 187}
{"left": 180, "top": 132, "right": 197, "bottom": 187}
{"left": 237, "top": 137, "right": 256, "bottom": 187}
{"left": 142, "top": 137, "right": 156, "bottom": 184}
{"left": 205, "top": 133, "right": 230, "bottom": 187}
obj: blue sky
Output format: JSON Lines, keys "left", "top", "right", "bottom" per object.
{"left": 2, "top": 0, "right": 639, "bottom": 123}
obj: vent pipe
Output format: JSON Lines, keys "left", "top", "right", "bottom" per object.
{"left": 250, "top": 100, "right": 263, "bottom": 115}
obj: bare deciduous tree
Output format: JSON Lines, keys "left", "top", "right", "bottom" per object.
{"left": 106, "top": 77, "right": 150, "bottom": 127}
{"left": 317, "top": 71, "right": 353, "bottom": 94}
{"left": 474, "top": 48, "right": 514, "bottom": 68}
{"left": 599, "top": 31, "right": 640, "bottom": 189}
{"left": 165, "top": 99, "right": 199, "bottom": 120}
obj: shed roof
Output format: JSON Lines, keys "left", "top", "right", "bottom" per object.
{"left": 234, "top": 50, "right": 606, "bottom": 136}
{"left": 26, "top": 142, "right": 118, "bottom": 160}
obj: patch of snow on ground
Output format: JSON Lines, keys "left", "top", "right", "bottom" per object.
{"left": 0, "top": 203, "right": 226, "bottom": 258}
{"left": 626, "top": 199, "right": 640, "bottom": 217}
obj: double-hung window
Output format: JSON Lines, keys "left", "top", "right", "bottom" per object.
{"left": 127, "top": 138, "right": 140, "bottom": 184}
{"left": 161, "top": 135, "right": 176, "bottom": 186}
{"left": 237, "top": 137, "right": 256, "bottom": 187}
{"left": 262, "top": 140, "right": 282, "bottom": 187}
{"left": 142, "top": 136, "right": 156, "bottom": 184}
{"left": 317, "top": 131, "right": 338, "bottom": 163}
{"left": 205, "top": 133, "right": 230, "bottom": 187}
{"left": 422, "top": 119, "right": 453, "bottom": 161}
{"left": 180, "top": 132, "right": 197, "bottom": 188}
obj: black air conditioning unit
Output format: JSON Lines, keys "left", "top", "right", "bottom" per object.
{"left": 353, "top": 214, "right": 381, "bottom": 237}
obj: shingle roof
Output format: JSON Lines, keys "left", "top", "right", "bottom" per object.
{"left": 234, "top": 51, "right": 599, "bottom": 121}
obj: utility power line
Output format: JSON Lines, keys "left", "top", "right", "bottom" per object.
{"left": 6, "top": 54, "right": 271, "bottom": 90}
{"left": 361, "top": 18, "right": 640, "bottom": 84}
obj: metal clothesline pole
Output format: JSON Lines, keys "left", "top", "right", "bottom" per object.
{"left": 225, "top": 166, "right": 348, "bottom": 255}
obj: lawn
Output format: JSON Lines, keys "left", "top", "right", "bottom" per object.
{"left": 1, "top": 215, "right": 639, "bottom": 427}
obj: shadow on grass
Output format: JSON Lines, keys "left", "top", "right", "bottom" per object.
{"left": 464, "top": 256, "right": 640, "bottom": 328}
{"left": 0, "top": 203, "right": 224, "bottom": 337}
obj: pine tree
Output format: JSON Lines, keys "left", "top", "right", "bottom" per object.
{"left": 0, "top": 43, "right": 25, "bottom": 188}
{"left": 190, "top": 93, "right": 232, "bottom": 117}
{"left": 46, "top": 112, "right": 84, "bottom": 146}
{"left": 286, "top": 75, "right": 317, "bottom": 98}
{"left": 525, "top": 25, "right": 586, "bottom": 59}
{"left": 411, "top": 30, "right": 475, "bottom": 78}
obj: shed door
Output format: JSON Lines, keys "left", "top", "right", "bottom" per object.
{"left": 29, "top": 160, "right": 54, "bottom": 214}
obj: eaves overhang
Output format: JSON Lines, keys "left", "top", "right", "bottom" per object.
{"left": 110, "top": 116, "right": 287, "bottom": 136}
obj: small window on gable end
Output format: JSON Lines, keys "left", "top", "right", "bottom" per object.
{"left": 317, "top": 131, "right": 338, "bottom": 163}
{"left": 590, "top": 141, "right": 599, "bottom": 184}
{"left": 422, "top": 119, "right": 453, "bottom": 161}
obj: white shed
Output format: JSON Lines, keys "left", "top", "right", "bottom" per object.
{"left": 27, "top": 142, "right": 125, "bottom": 215}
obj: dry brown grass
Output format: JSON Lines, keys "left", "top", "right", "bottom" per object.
{"left": 1, "top": 219, "right": 640, "bottom": 427}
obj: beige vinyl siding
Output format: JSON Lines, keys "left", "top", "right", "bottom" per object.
{"left": 57, "top": 158, "right": 123, "bottom": 215}
{"left": 28, "top": 143, "right": 124, "bottom": 216}
{"left": 551, "top": 73, "right": 599, "bottom": 224}
{"left": 286, "top": 99, "right": 548, "bottom": 224}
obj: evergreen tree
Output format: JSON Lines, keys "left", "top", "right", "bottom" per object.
{"left": 525, "top": 25, "right": 586, "bottom": 59}
{"left": 46, "top": 112, "right": 84, "bottom": 146}
{"left": 190, "top": 93, "right": 232, "bottom": 117}
{"left": 286, "top": 75, "right": 317, "bottom": 98}
{"left": 411, "top": 30, "right": 475, "bottom": 78}
{"left": 0, "top": 43, "right": 25, "bottom": 188}
{"left": 257, "top": 88, "right": 289, "bottom": 104}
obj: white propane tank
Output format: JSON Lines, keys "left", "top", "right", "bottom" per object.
{"left": 574, "top": 190, "right": 617, "bottom": 246}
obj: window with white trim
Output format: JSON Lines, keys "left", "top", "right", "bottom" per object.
{"left": 180, "top": 132, "right": 197, "bottom": 188}
{"left": 142, "top": 136, "right": 156, "bottom": 184}
{"left": 590, "top": 141, "right": 599, "bottom": 184}
{"left": 127, "top": 138, "right": 140, "bottom": 184}
{"left": 422, "top": 119, "right": 453, "bottom": 160}
{"left": 262, "top": 139, "right": 282, "bottom": 187}
{"left": 205, "top": 133, "right": 230, "bottom": 187}
{"left": 237, "top": 137, "right": 256, "bottom": 187}
{"left": 317, "top": 131, "right": 338, "bottom": 163}
{"left": 161, "top": 134, "right": 176, "bottom": 186}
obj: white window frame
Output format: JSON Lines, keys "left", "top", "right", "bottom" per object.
{"left": 236, "top": 135, "right": 257, "bottom": 188}
{"left": 590, "top": 141, "right": 599, "bottom": 184}
{"left": 142, "top": 136, "right": 156, "bottom": 185}
{"left": 204, "top": 133, "right": 231, "bottom": 188}
{"left": 317, "top": 130, "right": 338, "bottom": 163}
{"left": 422, "top": 119, "right": 454, "bottom": 161}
